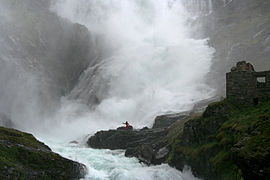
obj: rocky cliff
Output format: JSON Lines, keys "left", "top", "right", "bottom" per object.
{"left": 87, "top": 98, "right": 270, "bottom": 180}
{"left": 0, "top": 126, "right": 86, "bottom": 179}
{"left": 168, "top": 99, "right": 270, "bottom": 180}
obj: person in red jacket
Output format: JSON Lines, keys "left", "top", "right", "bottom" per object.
{"left": 123, "top": 121, "right": 130, "bottom": 130}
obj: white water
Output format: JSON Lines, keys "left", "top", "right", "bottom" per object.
{"left": 46, "top": 0, "right": 214, "bottom": 135}
{"left": 40, "top": 138, "right": 200, "bottom": 180}
{"left": 23, "top": 0, "right": 214, "bottom": 179}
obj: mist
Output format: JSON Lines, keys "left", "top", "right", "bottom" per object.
{"left": 41, "top": 0, "right": 215, "bottom": 140}
{"left": 0, "top": 0, "right": 94, "bottom": 132}
{"left": 0, "top": 0, "right": 216, "bottom": 141}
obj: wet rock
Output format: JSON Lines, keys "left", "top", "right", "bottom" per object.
{"left": 140, "top": 127, "right": 149, "bottom": 131}
{"left": 116, "top": 126, "right": 133, "bottom": 131}
{"left": 0, "top": 126, "right": 86, "bottom": 179}
{"left": 152, "top": 113, "right": 187, "bottom": 129}
{"left": 125, "top": 144, "right": 154, "bottom": 165}
{"left": 87, "top": 126, "right": 169, "bottom": 165}
{"left": 87, "top": 128, "right": 166, "bottom": 150}
{"left": 155, "top": 146, "right": 170, "bottom": 163}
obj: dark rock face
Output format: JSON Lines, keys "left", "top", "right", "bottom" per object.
{"left": 0, "top": 126, "right": 86, "bottom": 179}
{"left": 169, "top": 100, "right": 237, "bottom": 179}
{"left": 152, "top": 113, "right": 187, "bottom": 129}
{"left": 231, "top": 117, "right": 270, "bottom": 180}
{"left": 125, "top": 144, "right": 155, "bottom": 165}
{"left": 87, "top": 111, "right": 193, "bottom": 165}
{"left": 182, "top": 100, "right": 232, "bottom": 146}
{"left": 87, "top": 127, "right": 170, "bottom": 165}
{"left": 169, "top": 99, "right": 270, "bottom": 180}
{"left": 87, "top": 128, "right": 166, "bottom": 150}
{"left": 117, "top": 126, "right": 133, "bottom": 131}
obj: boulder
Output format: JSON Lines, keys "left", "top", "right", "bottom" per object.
{"left": 125, "top": 144, "right": 155, "bottom": 165}
{"left": 154, "top": 146, "right": 170, "bottom": 164}
{"left": 125, "top": 144, "right": 170, "bottom": 165}
{"left": 87, "top": 128, "right": 166, "bottom": 150}
{"left": 87, "top": 127, "right": 169, "bottom": 165}
{"left": 0, "top": 126, "right": 86, "bottom": 179}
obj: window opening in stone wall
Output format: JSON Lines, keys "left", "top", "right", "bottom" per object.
{"left": 257, "top": 77, "right": 266, "bottom": 83}
{"left": 257, "top": 76, "right": 266, "bottom": 88}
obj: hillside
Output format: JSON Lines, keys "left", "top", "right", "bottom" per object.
{"left": 168, "top": 99, "right": 270, "bottom": 180}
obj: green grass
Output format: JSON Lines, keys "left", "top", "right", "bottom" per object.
{"left": 168, "top": 100, "right": 270, "bottom": 179}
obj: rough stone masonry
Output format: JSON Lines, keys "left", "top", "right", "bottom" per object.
{"left": 226, "top": 61, "right": 270, "bottom": 106}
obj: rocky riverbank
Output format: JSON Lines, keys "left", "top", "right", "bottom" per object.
{"left": 0, "top": 126, "right": 86, "bottom": 179}
{"left": 88, "top": 98, "right": 270, "bottom": 180}
{"left": 168, "top": 99, "right": 270, "bottom": 180}
{"left": 87, "top": 112, "right": 189, "bottom": 165}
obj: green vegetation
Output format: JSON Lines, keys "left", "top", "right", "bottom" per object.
{"left": 0, "top": 126, "right": 85, "bottom": 179}
{"left": 168, "top": 100, "right": 270, "bottom": 180}
{"left": 165, "top": 113, "right": 202, "bottom": 145}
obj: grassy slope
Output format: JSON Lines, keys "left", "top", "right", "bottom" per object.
{"left": 168, "top": 100, "right": 270, "bottom": 180}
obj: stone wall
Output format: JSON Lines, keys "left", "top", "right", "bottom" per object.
{"left": 226, "top": 62, "right": 270, "bottom": 106}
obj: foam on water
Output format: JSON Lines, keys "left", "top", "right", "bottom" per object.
{"left": 42, "top": 138, "right": 200, "bottom": 180}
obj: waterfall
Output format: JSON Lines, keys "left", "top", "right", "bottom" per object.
{"left": 48, "top": 0, "right": 215, "bottom": 136}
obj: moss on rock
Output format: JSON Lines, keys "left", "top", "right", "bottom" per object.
{"left": 0, "top": 126, "right": 86, "bottom": 180}
{"left": 168, "top": 100, "right": 270, "bottom": 180}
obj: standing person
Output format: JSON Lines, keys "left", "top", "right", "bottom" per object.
{"left": 123, "top": 121, "right": 130, "bottom": 130}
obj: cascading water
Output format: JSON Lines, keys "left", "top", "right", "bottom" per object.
{"left": 1, "top": 0, "right": 215, "bottom": 179}
{"left": 46, "top": 0, "right": 215, "bottom": 136}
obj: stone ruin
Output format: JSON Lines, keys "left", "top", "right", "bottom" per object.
{"left": 226, "top": 61, "right": 270, "bottom": 106}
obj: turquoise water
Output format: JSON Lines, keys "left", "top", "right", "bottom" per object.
{"left": 43, "top": 139, "right": 200, "bottom": 180}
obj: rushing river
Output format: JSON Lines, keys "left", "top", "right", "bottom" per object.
{"left": 39, "top": 137, "right": 200, "bottom": 180}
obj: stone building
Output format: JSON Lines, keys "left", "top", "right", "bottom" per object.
{"left": 226, "top": 61, "right": 270, "bottom": 106}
